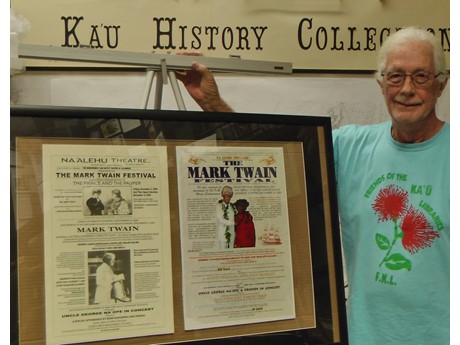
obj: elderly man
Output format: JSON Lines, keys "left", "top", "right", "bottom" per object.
{"left": 177, "top": 27, "right": 449, "bottom": 345}
{"left": 94, "top": 252, "right": 126, "bottom": 304}
{"left": 216, "top": 186, "right": 237, "bottom": 249}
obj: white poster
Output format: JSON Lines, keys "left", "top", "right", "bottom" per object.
{"left": 42, "top": 144, "right": 174, "bottom": 345}
{"left": 176, "top": 145, "right": 296, "bottom": 330}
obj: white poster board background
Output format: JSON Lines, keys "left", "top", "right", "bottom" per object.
{"left": 10, "top": 72, "right": 450, "bottom": 128}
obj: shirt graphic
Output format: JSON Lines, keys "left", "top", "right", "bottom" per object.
{"left": 371, "top": 184, "right": 441, "bottom": 273}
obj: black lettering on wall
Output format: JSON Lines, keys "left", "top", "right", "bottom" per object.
{"left": 61, "top": 16, "right": 84, "bottom": 47}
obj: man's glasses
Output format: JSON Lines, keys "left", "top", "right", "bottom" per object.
{"left": 381, "top": 71, "right": 443, "bottom": 88}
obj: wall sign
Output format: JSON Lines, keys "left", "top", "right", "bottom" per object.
{"left": 11, "top": 0, "right": 450, "bottom": 70}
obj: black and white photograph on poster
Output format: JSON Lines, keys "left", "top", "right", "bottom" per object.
{"left": 176, "top": 145, "right": 298, "bottom": 331}
{"left": 84, "top": 186, "right": 133, "bottom": 216}
{"left": 88, "top": 250, "right": 132, "bottom": 305}
{"left": 85, "top": 187, "right": 105, "bottom": 215}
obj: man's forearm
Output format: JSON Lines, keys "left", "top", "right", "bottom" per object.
{"left": 199, "top": 97, "right": 234, "bottom": 112}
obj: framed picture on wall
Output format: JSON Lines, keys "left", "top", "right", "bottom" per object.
{"left": 11, "top": 105, "right": 348, "bottom": 345}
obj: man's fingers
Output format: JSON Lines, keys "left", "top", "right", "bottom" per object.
{"left": 192, "top": 61, "right": 211, "bottom": 76}
{"left": 174, "top": 71, "right": 186, "bottom": 82}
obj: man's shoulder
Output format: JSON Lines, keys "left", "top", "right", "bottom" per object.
{"left": 332, "top": 121, "right": 390, "bottom": 141}
{"left": 333, "top": 121, "right": 389, "bottom": 137}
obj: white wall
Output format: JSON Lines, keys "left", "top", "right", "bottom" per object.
{"left": 10, "top": 70, "right": 450, "bottom": 129}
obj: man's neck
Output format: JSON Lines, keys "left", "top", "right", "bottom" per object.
{"left": 391, "top": 118, "right": 444, "bottom": 144}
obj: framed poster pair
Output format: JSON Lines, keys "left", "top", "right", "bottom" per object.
{"left": 10, "top": 105, "right": 348, "bottom": 345}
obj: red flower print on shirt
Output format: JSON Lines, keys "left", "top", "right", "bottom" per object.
{"left": 400, "top": 205, "right": 440, "bottom": 254}
{"left": 372, "top": 185, "right": 409, "bottom": 222}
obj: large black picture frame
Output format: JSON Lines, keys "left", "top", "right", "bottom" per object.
{"left": 10, "top": 105, "right": 348, "bottom": 345}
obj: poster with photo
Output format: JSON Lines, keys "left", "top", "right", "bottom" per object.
{"left": 176, "top": 146, "right": 297, "bottom": 330}
{"left": 42, "top": 144, "right": 174, "bottom": 344}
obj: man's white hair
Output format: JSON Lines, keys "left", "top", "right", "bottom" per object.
{"left": 376, "top": 27, "right": 447, "bottom": 82}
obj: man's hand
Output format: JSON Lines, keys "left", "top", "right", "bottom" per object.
{"left": 175, "top": 52, "right": 234, "bottom": 112}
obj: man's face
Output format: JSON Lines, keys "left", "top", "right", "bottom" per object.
{"left": 378, "top": 41, "right": 446, "bottom": 127}
{"left": 222, "top": 192, "right": 232, "bottom": 204}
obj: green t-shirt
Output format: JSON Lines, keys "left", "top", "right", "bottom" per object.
{"left": 333, "top": 121, "right": 450, "bottom": 345}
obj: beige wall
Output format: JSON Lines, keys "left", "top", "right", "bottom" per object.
{"left": 11, "top": 0, "right": 449, "bottom": 70}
